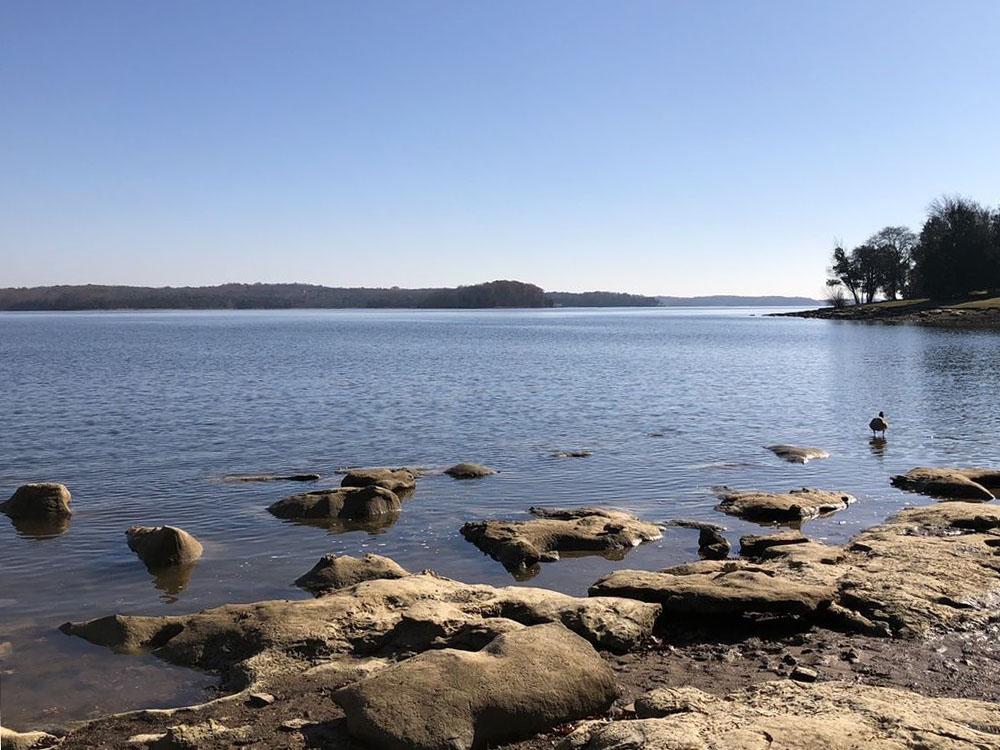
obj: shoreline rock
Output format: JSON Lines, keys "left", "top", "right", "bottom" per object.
{"left": 334, "top": 624, "right": 618, "bottom": 750}
{"left": 1, "top": 483, "right": 72, "bottom": 519}
{"left": 562, "top": 680, "right": 1000, "bottom": 749}
{"left": 461, "top": 507, "right": 662, "bottom": 575}
{"left": 126, "top": 525, "right": 204, "bottom": 568}
{"left": 340, "top": 467, "right": 417, "bottom": 494}
{"left": 294, "top": 553, "right": 409, "bottom": 595}
{"left": 267, "top": 485, "right": 401, "bottom": 521}
{"left": 714, "top": 486, "right": 856, "bottom": 523}
{"left": 891, "top": 467, "right": 998, "bottom": 500}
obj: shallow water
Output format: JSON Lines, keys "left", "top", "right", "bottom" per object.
{"left": 2, "top": 307, "right": 999, "bottom": 727}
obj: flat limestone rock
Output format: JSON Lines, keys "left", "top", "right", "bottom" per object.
{"left": 634, "top": 686, "right": 719, "bottom": 718}
{"left": 715, "top": 486, "right": 856, "bottom": 523}
{"left": 294, "top": 553, "right": 409, "bottom": 595}
{"left": 334, "top": 623, "right": 619, "bottom": 750}
{"left": 0, "top": 726, "right": 60, "bottom": 750}
{"left": 1, "top": 483, "right": 72, "bottom": 519}
{"left": 591, "top": 502, "right": 1000, "bottom": 639}
{"left": 267, "top": 485, "right": 401, "bottom": 521}
{"left": 60, "top": 569, "right": 660, "bottom": 690}
{"left": 891, "top": 467, "right": 998, "bottom": 500}
{"left": 340, "top": 467, "right": 417, "bottom": 493}
{"left": 562, "top": 680, "right": 1000, "bottom": 749}
{"left": 445, "top": 462, "right": 497, "bottom": 478}
{"left": 589, "top": 563, "right": 835, "bottom": 617}
{"left": 461, "top": 507, "right": 662, "bottom": 573}
{"left": 765, "top": 444, "right": 830, "bottom": 464}
{"left": 739, "top": 530, "right": 809, "bottom": 558}
{"left": 838, "top": 502, "right": 1000, "bottom": 637}
{"left": 126, "top": 525, "right": 203, "bottom": 568}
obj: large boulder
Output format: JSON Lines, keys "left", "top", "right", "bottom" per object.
{"left": 562, "top": 681, "right": 1000, "bottom": 749}
{"left": 1, "top": 483, "right": 72, "bottom": 519}
{"left": 715, "top": 486, "right": 856, "bottom": 523}
{"left": 267, "top": 485, "right": 400, "bottom": 521}
{"left": 334, "top": 624, "right": 618, "bottom": 750}
{"left": 340, "top": 467, "right": 417, "bottom": 494}
{"left": 461, "top": 507, "right": 662, "bottom": 574}
{"left": 765, "top": 444, "right": 830, "bottom": 464}
{"left": 589, "top": 562, "right": 835, "bottom": 619}
{"left": 445, "top": 462, "right": 497, "bottom": 479}
{"left": 295, "top": 553, "right": 409, "bottom": 595}
{"left": 126, "top": 525, "right": 203, "bottom": 568}
{"left": 891, "top": 467, "right": 997, "bottom": 500}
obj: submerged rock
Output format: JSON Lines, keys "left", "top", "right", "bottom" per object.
{"left": 1, "top": 483, "right": 72, "bottom": 519}
{"left": 445, "top": 462, "right": 497, "bottom": 478}
{"left": 561, "top": 681, "right": 1000, "bottom": 749}
{"left": 126, "top": 525, "right": 203, "bottom": 568}
{"left": 461, "top": 507, "right": 662, "bottom": 574}
{"left": 295, "top": 553, "right": 409, "bottom": 595}
{"left": 223, "top": 473, "right": 320, "bottom": 482}
{"left": 715, "top": 486, "right": 856, "bottom": 523}
{"left": 891, "top": 467, "right": 998, "bottom": 500}
{"left": 552, "top": 449, "right": 592, "bottom": 458}
{"left": 340, "top": 467, "right": 417, "bottom": 494}
{"left": 765, "top": 444, "right": 830, "bottom": 463}
{"left": 267, "top": 485, "right": 401, "bottom": 521}
{"left": 334, "top": 624, "right": 618, "bottom": 750}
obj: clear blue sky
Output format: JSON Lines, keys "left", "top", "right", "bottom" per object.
{"left": 2, "top": 1, "right": 998, "bottom": 296}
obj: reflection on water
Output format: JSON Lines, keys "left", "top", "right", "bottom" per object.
{"left": 2, "top": 308, "right": 1000, "bottom": 726}
{"left": 147, "top": 563, "right": 199, "bottom": 603}
{"left": 5, "top": 514, "right": 72, "bottom": 539}
{"left": 869, "top": 437, "right": 888, "bottom": 458}
{"left": 276, "top": 511, "right": 402, "bottom": 536}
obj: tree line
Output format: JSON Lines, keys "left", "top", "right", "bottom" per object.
{"left": 826, "top": 196, "right": 1000, "bottom": 305}
{"left": 0, "top": 281, "right": 662, "bottom": 310}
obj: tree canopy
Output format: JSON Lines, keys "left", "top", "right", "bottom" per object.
{"left": 826, "top": 196, "right": 999, "bottom": 304}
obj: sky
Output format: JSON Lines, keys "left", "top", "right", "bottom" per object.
{"left": 2, "top": 2, "right": 999, "bottom": 297}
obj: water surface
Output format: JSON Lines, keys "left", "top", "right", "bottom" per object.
{"left": 2, "top": 308, "right": 999, "bottom": 726}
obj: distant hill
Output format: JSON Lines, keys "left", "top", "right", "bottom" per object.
{"left": 0, "top": 281, "right": 554, "bottom": 311}
{"left": 545, "top": 291, "right": 660, "bottom": 307}
{"left": 657, "top": 295, "right": 825, "bottom": 307}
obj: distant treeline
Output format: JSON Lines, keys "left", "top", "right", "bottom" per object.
{"left": 0, "top": 281, "right": 663, "bottom": 311}
{"left": 826, "top": 196, "right": 1000, "bottom": 305}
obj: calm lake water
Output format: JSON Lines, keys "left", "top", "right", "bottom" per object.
{"left": 2, "top": 307, "right": 1000, "bottom": 727}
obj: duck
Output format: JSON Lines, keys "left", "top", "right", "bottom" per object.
{"left": 869, "top": 411, "right": 888, "bottom": 438}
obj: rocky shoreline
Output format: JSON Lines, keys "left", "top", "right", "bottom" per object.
{"left": 6, "top": 461, "right": 1000, "bottom": 749}
{"left": 774, "top": 300, "right": 1000, "bottom": 328}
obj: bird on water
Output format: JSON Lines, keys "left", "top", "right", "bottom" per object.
{"left": 869, "top": 411, "right": 888, "bottom": 438}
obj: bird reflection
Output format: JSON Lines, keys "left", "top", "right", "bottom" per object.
{"left": 869, "top": 437, "right": 888, "bottom": 458}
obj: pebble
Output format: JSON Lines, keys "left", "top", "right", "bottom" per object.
{"left": 247, "top": 692, "right": 275, "bottom": 708}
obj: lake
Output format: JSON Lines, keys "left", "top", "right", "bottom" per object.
{"left": 2, "top": 307, "right": 1000, "bottom": 727}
